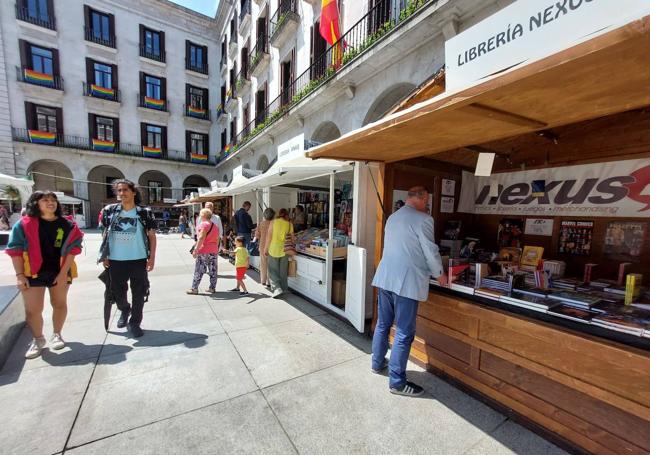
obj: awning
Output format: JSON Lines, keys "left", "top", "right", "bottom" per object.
{"left": 56, "top": 194, "right": 84, "bottom": 205}
{"left": 0, "top": 173, "right": 34, "bottom": 203}
{"left": 219, "top": 155, "right": 353, "bottom": 196}
{"left": 308, "top": 14, "right": 650, "bottom": 163}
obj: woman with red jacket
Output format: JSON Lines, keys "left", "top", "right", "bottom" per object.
{"left": 6, "top": 191, "right": 84, "bottom": 359}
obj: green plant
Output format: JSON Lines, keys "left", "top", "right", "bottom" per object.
{"left": 399, "top": 0, "right": 426, "bottom": 22}
{"left": 250, "top": 52, "right": 263, "bottom": 71}
{"left": 0, "top": 185, "right": 20, "bottom": 202}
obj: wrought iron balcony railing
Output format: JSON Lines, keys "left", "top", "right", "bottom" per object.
{"left": 15, "top": 5, "right": 56, "bottom": 30}
{"left": 83, "top": 82, "right": 120, "bottom": 102}
{"left": 17, "top": 66, "right": 63, "bottom": 90}
{"left": 84, "top": 26, "right": 116, "bottom": 48}
{"left": 140, "top": 46, "right": 166, "bottom": 63}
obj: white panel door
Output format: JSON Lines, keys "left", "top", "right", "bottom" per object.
{"left": 345, "top": 245, "right": 366, "bottom": 333}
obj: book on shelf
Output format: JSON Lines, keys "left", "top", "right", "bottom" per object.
{"left": 589, "top": 279, "right": 617, "bottom": 288}
{"left": 548, "top": 305, "right": 599, "bottom": 323}
{"left": 501, "top": 292, "right": 558, "bottom": 313}
{"left": 547, "top": 290, "right": 602, "bottom": 308}
{"left": 625, "top": 273, "right": 643, "bottom": 305}
{"left": 604, "top": 285, "right": 626, "bottom": 296}
{"left": 521, "top": 246, "right": 544, "bottom": 267}
{"left": 617, "top": 262, "right": 632, "bottom": 286}
{"left": 550, "top": 277, "right": 583, "bottom": 290}
{"left": 592, "top": 309, "right": 650, "bottom": 336}
{"left": 514, "top": 286, "right": 555, "bottom": 298}
{"left": 583, "top": 263, "right": 598, "bottom": 284}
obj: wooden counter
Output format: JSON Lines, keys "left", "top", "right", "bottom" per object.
{"left": 406, "top": 289, "right": 650, "bottom": 455}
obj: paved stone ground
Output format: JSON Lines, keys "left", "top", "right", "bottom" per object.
{"left": 0, "top": 233, "right": 570, "bottom": 455}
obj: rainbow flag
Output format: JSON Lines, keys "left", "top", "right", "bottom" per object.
{"left": 28, "top": 129, "right": 56, "bottom": 145}
{"left": 92, "top": 138, "right": 115, "bottom": 152}
{"left": 144, "top": 96, "right": 165, "bottom": 110}
{"left": 24, "top": 68, "right": 54, "bottom": 87}
{"left": 224, "top": 144, "right": 231, "bottom": 155}
{"left": 143, "top": 146, "right": 162, "bottom": 158}
{"left": 191, "top": 153, "right": 208, "bottom": 164}
{"left": 188, "top": 106, "right": 206, "bottom": 118}
{"left": 91, "top": 84, "right": 115, "bottom": 99}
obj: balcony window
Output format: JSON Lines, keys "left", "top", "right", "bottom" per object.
{"left": 31, "top": 45, "right": 53, "bottom": 75}
{"left": 189, "top": 86, "right": 205, "bottom": 109}
{"left": 36, "top": 106, "right": 57, "bottom": 132}
{"left": 95, "top": 116, "right": 114, "bottom": 141}
{"left": 145, "top": 75, "right": 161, "bottom": 99}
{"left": 146, "top": 124, "right": 162, "bottom": 148}
{"left": 84, "top": 6, "right": 115, "bottom": 48}
{"left": 149, "top": 181, "right": 162, "bottom": 203}
{"left": 94, "top": 62, "right": 112, "bottom": 89}
{"left": 140, "top": 26, "right": 165, "bottom": 62}
{"left": 190, "top": 133, "right": 207, "bottom": 154}
{"left": 16, "top": 0, "right": 55, "bottom": 30}
{"left": 186, "top": 41, "right": 208, "bottom": 74}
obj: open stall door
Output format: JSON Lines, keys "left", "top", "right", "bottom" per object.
{"left": 345, "top": 245, "right": 366, "bottom": 332}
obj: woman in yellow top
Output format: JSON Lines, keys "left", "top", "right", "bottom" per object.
{"left": 253, "top": 207, "right": 275, "bottom": 288}
{"left": 264, "top": 208, "right": 294, "bottom": 298}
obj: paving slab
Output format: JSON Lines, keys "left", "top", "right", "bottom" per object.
{"left": 101, "top": 303, "right": 224, "bottom": 355}
{"left": 463, "top": 420, "right": 569, "bottom": 455}
{"left": 68, "top": 334, "right": 258, "bottom": 447}
{"left": 209, "top": 290, "right": 327, "bottom": 333}
{"left": 0, "top": 361, "right": 94, "bottom": 455}
{"left": 1, "top": 317, "right": 110, "bottom": 375}
{"left": 228, "top": 316, "right": 366, "bottom": 388}
{"left": 66, "top": 391, "right": 296, "bottom": 454}
{"left": 263, "top": 355, "right": 507, "bottom": 455}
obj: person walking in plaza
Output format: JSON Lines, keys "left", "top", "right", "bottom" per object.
{"left": 254, "top": 207, "right": 275, "bottom": 288}
{"left": 6, "top": 191, "right": 84, "bottom": 359}
{"left": 264, "top": 208, "right": 294, "bottom": 298}
{"left": 187, "top": 208, "right": 219, "bottom": 294}
{"left": 234, "top": 201, "right": 254, "bottom": 247}
{"left": 229, "top": 236, "right": 250, "bottom": 296}
{"left": 98, "top": 180, "right": 157, "bottom": 338}
{"left": 371, "top": 186, "right": 447, "bottom": 397}
{"left": 179, "top": 211, "right": 189, "bottom": 239}
{"left": 204, "top": 201, "right": 225, "bottom": 251}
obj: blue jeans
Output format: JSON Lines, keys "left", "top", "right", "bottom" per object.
{"left": 241, "top": 233, "right": 252, "bottom": 248}
{"left": 372, "top": 288, "right": 419, "bottom": 389}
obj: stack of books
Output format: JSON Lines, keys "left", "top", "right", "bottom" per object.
{"left": 548, "top": 290, "right": 602, "bottom": 310}
{"left": 501, "top": 291, "right": 558, "bottom": 313}
{"left": 551, "top": 277, "right": 583, "bottom": 290}
{"left": 548, "top": 305, "right": 599, "bottom": 323}
{"left": 481, "top": 275, "right": 511, "bottom": 293}
{"left": 592, "top": 306, "right": 650, "bottom": 336}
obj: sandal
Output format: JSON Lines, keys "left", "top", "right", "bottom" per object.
{"left": 186, "top": 289, "right": 199, "bottom": 295}
{"left": 207, "top": 288, "right": 216, "bottom": 293}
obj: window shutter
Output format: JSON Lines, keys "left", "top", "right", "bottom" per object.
{"left": 83, "top": 5, "right": 90, "bottom": 28}
{"left": 51, "top": 48, "right": 60, "bottom": 76}
{"left": 185, "top": 83, "right": 190, "bottom": 107}
{"left": 24, "top": 102, "right": 36, "bottom": 129}
{"left": 55, "top": 107, "right": 64, "bottom": 135}
{"left": 161, "top": 126, "right": 168, "bottom": 155}
{"left": 46, "top": 0, "right": 54, "bottom": 18}
{"left": 140, "top": 122, "right": 147, "bottom": 147}
{"left": 108, "top": 14, "right": 115, "bottom": 40}
{"left": 112, "top": 63, "right": 118, "bottom": 90}
{"left": 88, "top": 113, "right": 96, "bottom": 139}
{"left": 185, "top": 40, "right": 191, "bottom": 67}
{"left": 19, "top": 40, "right": 30, "bottom": 68}
{"left": 139, "top": 24, "right": 144, "bottom": 49}
{"left": 310, "top": 25, "right": 315, "bottom": 67}
{"left": 113, "top": 117, "right": 120, "bottom": 145}
{"left": 204, "top": 88, "right": 209, "bottom": 109}
{"left": 185, "top": 130, "right": 191, "bottom": 155}
{"left": 161, "top": 76, "right": 167, "bottom": 101}
{"left": 139, "top": 71, "right": 145, "bottom": 99}
{"left": 160, "top": 30, "right": 166, "bottom": 56}
{"left": 85, "top": 58, "right": 94, "bottom": 84}
{"left": 203, "top": 133, "right": 209, "bottom": 155}
{"left": 203, "top": 44, "right": 208, "bottom": 65}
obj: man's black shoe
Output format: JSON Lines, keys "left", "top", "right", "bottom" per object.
{"left": 117, "top": 311, "right": 129, "bottom": 329}
{"left": 389, "top": 381, "right": 425, "bottom": 397}
{"left": 129, "top": 324, "right": 144, "bottom": 338}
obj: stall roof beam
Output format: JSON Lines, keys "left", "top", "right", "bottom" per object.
{"left": 308, "top": 14, "right": 650, "bottom": 163}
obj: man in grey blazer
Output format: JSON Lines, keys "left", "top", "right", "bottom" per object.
{"left": 372, "top": 186, "right": 447, "bottom": 396}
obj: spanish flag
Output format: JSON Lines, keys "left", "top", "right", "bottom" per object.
{"left": 319, "top": 0, "right": 343, "bottom": 67}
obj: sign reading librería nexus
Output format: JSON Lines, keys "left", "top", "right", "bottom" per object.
{"left": 445, "top": 0, "right": 650, "bottom": 91}
{"left": 458, "top": 159, "right": 650, "bottom": 218}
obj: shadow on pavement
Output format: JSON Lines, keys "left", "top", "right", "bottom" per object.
{"left": 107, "top": 329, "right": 208, "bottom": 349}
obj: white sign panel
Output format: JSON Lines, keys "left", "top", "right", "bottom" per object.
{"left": 524, "top": 218, "right": 554, "bottom": 236}
{"left": 278, "top": 133, "right": 305, "bottom": 163}
{"left": 210, "top": 180, "right": 219, "bottom": 190}
{"left": 458, "top": 158, "right": 650, "bottom": 218}
{"left": 441, "top": 197, "right": 455, "bottom": 214}
{"left": 442, "top": 179, "right": 456, "bottom": 196}
{"left": 163, "top": 198, "right": 177, "bottom": 204}
{"left": 445, "top": 0, "right": 650, "bottom": 91}
{"left": 232, "top": 165, "right": 243, "bottom": 179}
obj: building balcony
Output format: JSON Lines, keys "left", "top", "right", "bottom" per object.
{"left": 184, "top": 104, "right": 211, "bottom": 122}
{"left": 138, "top": 94, "right": 169, "bottom": 112}
{"left": 219, "top": 0, "right": 438, "bottom": 166}
{"left": 84, "top": 26, "right": 116, "bottom": 49}
{"left": 15, "top": 5, "right": 56, "bottom": 31}
{"left": 216, "top": 104, "right": 229, "bottom": 127}
{"left": 270, "top": 0, "right": 300, "bottom": 48}
{"left": 17, "top": 66, "right": 63, "bottom": 90}
{"left": 11, "top": 127, "right": 217, "bottom": 166}
{"left": 249, "top": 38, "right": 270, "bottom": 78}
{"left": 83, "top": 82, "right": 120, "bottom": 103}
{"left": 228, "top": 36, "right": 238, "bottom": 59}
{"left": 225, "top": 90, "right": 238, "bottom": 113}
{"left": 186, "top": 61, "right": 209, "bottom": 76}
{"left": 235, "top": 67, "right": 251, "bottom": 99}
{"left": 140, "top": 46, "right": 166, "bottom": 64}
{"left": 239, "top": 0, "right": 252, "bottom": 36}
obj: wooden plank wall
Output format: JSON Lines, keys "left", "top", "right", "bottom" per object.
{"left": 404, "top": 293, "right": 650, "bottom": 455}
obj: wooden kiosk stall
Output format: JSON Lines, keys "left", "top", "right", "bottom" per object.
{"left": 308, "top": 7, "right": 650, "bottom": 455}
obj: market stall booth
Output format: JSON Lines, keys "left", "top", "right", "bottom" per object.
{"left": 54, "top": 192, "right": 87, "bottom": 228}
{"left": 308, "top": 6, "right": 650, "bottom": 455}
{"left": 220, "top": 134, "right": 371, "bottom": 331}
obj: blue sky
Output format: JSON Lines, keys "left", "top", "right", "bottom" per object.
{"left": 169, "top": 0, "right": 219, "bottom": 17}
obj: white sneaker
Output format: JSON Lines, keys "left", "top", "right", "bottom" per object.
{"left": 25, "top": 337, "right": 46, "bottom": 359}
{"left": 50, "top": 333, "right": 65, "bottom": 350}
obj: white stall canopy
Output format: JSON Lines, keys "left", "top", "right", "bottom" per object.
{"left": 0, "top": 173, "right": 34, "bottom": 204}
{"left": 219, "top": 134, "right": 352, "bottom": 196}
